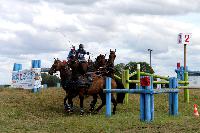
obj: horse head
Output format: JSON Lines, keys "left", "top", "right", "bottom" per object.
{"left": 49, "top": 58, "right": 68, "bottom": 75}
{"left": 96, "top": 54, "right": 106, "bottom": 66}
{"left": 108, "top": 49, "right": 116, "bottom": 64}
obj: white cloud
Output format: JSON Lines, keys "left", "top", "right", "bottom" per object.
{"left": 0, "top": 0, "right": 200, "bottom": 84}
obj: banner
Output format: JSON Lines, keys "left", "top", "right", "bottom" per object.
{"left": 11, "top": 68, "right": 42, "bottom": 89}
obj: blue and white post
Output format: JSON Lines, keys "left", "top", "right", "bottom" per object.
{"left": 106, "top": 77, "right": 112, "bottom": 117}
{"left": 11, "top": 63, "right": 22, "bottom": 88}
{"left": 32, "top": 60, "right": 42, "bottom": 93}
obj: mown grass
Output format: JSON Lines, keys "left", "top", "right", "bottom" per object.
{"left": 1, "top": 88, "right": 200, "bottom": 133}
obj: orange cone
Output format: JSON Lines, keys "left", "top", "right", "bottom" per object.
{"left": 194, "top": 104, "right": 199, "bottom": 117}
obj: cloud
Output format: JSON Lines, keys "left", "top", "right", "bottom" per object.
{"left": 21, "top": 0, "right": 101, "bottom": 5}
{"left": 0, "top": 0, "right": 200, "bottom": 84}
{"left": 98, "top": 0, "right": 200, "bottom": 15}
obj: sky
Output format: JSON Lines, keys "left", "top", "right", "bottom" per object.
{"left": 0, "top": 0, "right": 200, "bottom": 84}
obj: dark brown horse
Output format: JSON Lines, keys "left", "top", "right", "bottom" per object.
{"left": 105, "top": 49, "right": 116, "bottom": 77}
{"left": 94, "top": 54, "right": 107, "bottom": 71}
{"left": 107, "top": 49, "right": 116, "bottom": 67}
{"left": 48, "top": 59, "right": 110, "bottom": 114}
{"left": 89, "top": 49, "right": 124, "bottom": 108}
{"left": 67, "top": 74, "right": 124, "bottom": 115}
{"left": 48, "top": 58, "right": 73, "bottom": 110}
{"left": 72, "top": 50, "right": 125, "bottom": 115}
{"left": 106, "top": 49, "right": 124, "bottom": 103}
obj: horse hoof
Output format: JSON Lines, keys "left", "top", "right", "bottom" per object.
{"left": 80, "top": 113, "right": 84, "bottom": 116}
{"left": 66, "top": 108, "right": 72, "bottom": 113}
{"left": 89, "top": 108, "right": 94, "bottom": 113}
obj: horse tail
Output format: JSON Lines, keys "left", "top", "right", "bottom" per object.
{"left": 115, "top": 79, "right": 125, "bottom": 104}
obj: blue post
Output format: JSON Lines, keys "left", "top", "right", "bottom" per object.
{"left": 32, "top": 60, "right": 35, "bottom": 68}
{"left": 180, "top": 66, "right": 184, "bottom": 80}
{"left": 144, "top": 85, "right": 151, "bottom": 122}
{"left": 32, "top": 60, "right": 41, "bottom": 68}
{"left": 13, "top": 63, "right": 22, "bottom": 71}
{"left": 169, "top": 77, "right": 179, "bottom": 116}
{"left": 106, "top": 77, "right": 112, "bottom": 117}
{"left": 32, "top": 86, "right": 37, "bottom": 93}
{"left": 140, "top": 86, "right": 145, "bottom": 121}
{"left": 57, "top": 83, "right": 61, "bottom": 88}
{"left": 140, "top": 76, "right": 145, "bottom": 121}
{"left": 169, "top": 78, "right": 173, "bottom": 115}
{"left": 43, "top": 84, "right": 48, "bottom": 89}
{"left": 172, "top": 77, "right": 178, "bottom": 115}
{"left": 140, "top": 76, "right": 153, "bottom": 122}
{"left": 150, "top": 76, "right": 154, "bottom": 121}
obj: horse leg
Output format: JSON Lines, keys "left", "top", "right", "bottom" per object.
{"left": 89, "top": 94, "right": 98, "bottom": 112}
{"left": 63, "top": 90, "right": 70, "bottom": 110}
{"left": 68, "top": 97, "right": 74, "bottom": 113}
{"left": 79, "top": 93, "right": 84, "bottom": 116}
{"left": 64, "top": 94, "right": 69, "bottom": 110}
{"left": 111, "top": 94, "right": 117, "bottom": 115}
{"left": 66, "top": 93, "right": 74, "bottom": 113}
{"left": 94, "top": 92, "right": 106, "bottom": 113}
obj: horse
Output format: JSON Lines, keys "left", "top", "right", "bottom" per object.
{"left": 106, "top": 49, "right": 125, "bottom": 103}
{"left": 104, "top": 49, "right": 116, "bottom": 77}
{"left": 87, "top": 56, "right": 95, "bottom": 72}
{"left": 66, "top": 74, "right": 124, "bottom": 115}
{"left": 68, "top": 50, "right": 125, "bottom": 115}
{"left": 107, "top": 49, "right": 116, "bottom": 67}
{"left": 88, "top": 49, "right": 124, "bottom": 110}
{"left": 94, "top": 54, "right": 107, "bottom": 71}
{"left": 48, "top": 58, "right": 73, "bottom": 110}
{"left": 48, "top": 58, "right": 99, "bottom": 113}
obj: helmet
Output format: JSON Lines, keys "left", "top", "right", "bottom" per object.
{"left": 71, "top": 45, "right": 75, "bottom": 51}
{"left": 79, "top": 44, "right": 84, "bottom": 49}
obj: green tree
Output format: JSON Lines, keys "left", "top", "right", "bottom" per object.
{"left": 114, "top": 61, "right": 155, "bottom": 89}
{"left": 41, "top": 73, "right": 60, "bottom": 87}
{"left": 114, "top": 63, "right": 126, "bottom": 77}
{"left": 114, "top": 61, "right": 154, "bottom": 77}
{"left": 125, "top": 61, "right": 154, "bottom": 74}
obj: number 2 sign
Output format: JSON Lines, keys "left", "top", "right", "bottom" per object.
{"left": 178, "top": 33, "right": 191, "bottom": 45}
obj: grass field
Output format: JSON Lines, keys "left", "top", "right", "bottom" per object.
{"left": 1, "top": 88, "right": 200, "bottom": 133}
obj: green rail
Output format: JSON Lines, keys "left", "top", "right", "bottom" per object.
{"left": 140, "top": 72, "right": 153, "bottom": 76}
{"left": 129, "top": 72, "right": 137, "bottom": 78}
{"left": 153, "top": 75, "right": 169, "bottom": 80}
{"left": 178, "top": 81, "right": 189, "bottom": 84}
{"left": 178, "top": 86, "right": 189, "bottom": 89}
{"left": 128, "top": 80, "right": 140, "bottom": 83}
{"left": 114, "top": 75, "right": 121, "bottom": 81}
{"left": 153, "top": 81, "right": 169, "bottom": 84}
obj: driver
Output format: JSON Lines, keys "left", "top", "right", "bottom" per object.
{"left": 67, "top": 46, "right": 76, "bottom": 61}
{"left": 76, "top": 44, "right": 89, "bottom": 62}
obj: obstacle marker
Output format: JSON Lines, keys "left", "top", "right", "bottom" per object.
{"left": 11, "top": 60, "right": 42, "bottom": 93}
{"left": 104, "top": 76, "right": 179, "bottom": 122}
{"left": 114, "top": 63, "right": 189, "bottom": 104}
{"left": 194, "top": 104, "right": 199, "bottom": 117}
